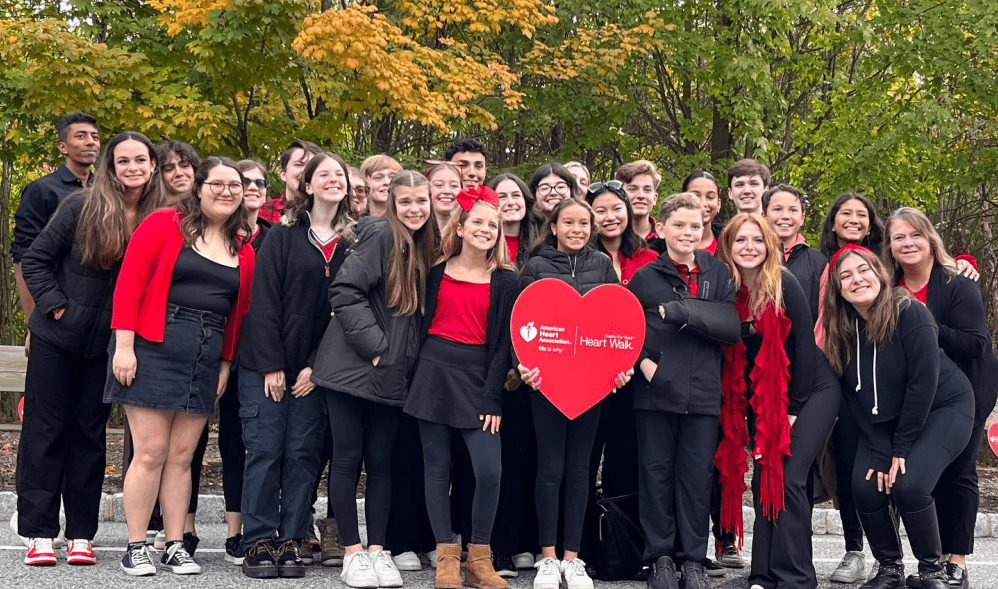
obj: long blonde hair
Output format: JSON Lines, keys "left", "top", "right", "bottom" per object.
{"left": 717, "top": 213, "right": 784, "bottom": 315}
{"left": 439, "top": 200, "right": 514, "bottom": 271}
{"left": 882, "top": 207, "right": 957, "bottom": 278}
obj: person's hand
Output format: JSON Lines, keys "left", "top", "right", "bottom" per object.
{"left": 291, "top": 367, "right": 316, "bottom": 398}
{"left": 480, "top": 414, "right": 502, "bottom": 434}
{"left": 788, "top": 414, "right": 797, "bottom": 427}
{"left": 53, "top": 308, "right": 65, "bottom": 320}
{"left": 611, "top": 368, "right": 634, "bottom": 392}
{"left": 956, "top": 258, "right": 980, "bottom": 281}
{"left": 113, "top": 348, "right": 137, "bottom": 386}
{"left": 216, "top": 360, "right": 231, "bottom": 405}
{"left": 518, "top": 364, "right": 541, "bottom": 390}
{"left": 865, "top": 468, "right": 890, "bottom": 494}
{"left": 640, "top": 358, "right": 657, "bottom": 382}
{"left": 887, "top": 457, "right": 906, "bottom": 493}
{"left": 264, "top": 370, "right": 285, "bottom": 402}
{"left": 372, "top": 355, "right": 381, "bottom": 366}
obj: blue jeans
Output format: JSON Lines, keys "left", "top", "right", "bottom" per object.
{"left": 239, "top": 367, "right": 325, "bottom": 549}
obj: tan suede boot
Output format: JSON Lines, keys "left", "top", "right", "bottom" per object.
{"left": 436, "top": 543, "right": 463, "bottom": 589}
{"left": 464, "top": 544, "right": 508, "bottom": 589}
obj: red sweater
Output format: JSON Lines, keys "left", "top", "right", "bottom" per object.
{"left": 619, "top": 247, "right": 659, "bottom": 286}
{"left": 111, "top": 210, "right": 255, "bottom": 362}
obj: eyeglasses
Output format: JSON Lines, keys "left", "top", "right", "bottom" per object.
{"left": 587, "top": 180, "right": 624, "bottom": 195}
{"left": 246, "top": 178, "right": 269, "bottom": 189}
{"left": 536, "top": 181, "right": 571, "bottom": 196}
{"left": 353, "top": 186, "right": 370, "bottom": 196}
{"left": 204, "top": 181, "right": 244, "bottom": 195}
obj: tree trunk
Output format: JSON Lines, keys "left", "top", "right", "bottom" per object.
{"left": 0, "top": 159, "right": 16, "bottom": 344}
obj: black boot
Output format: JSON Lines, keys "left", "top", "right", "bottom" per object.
{"left": 857, "top": 507, "right": 904, "bottom": 589}
{"left": 898, "top": 503, "right": 947, "bottom": 589}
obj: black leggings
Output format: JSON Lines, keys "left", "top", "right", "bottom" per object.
{"left": 934, "top": 406, "right": 989, "bottom": 555}
{"left": 532, "top": 394, "right": 601, "bottom": 553}
{"left": 832, "top": 404, "right": 864, "bottom": 551}
{"left": 419, "top": 420, "right": 501, "bottom": 545}
{"left": 323, "top": 388, "right": 401, "bottom": 546}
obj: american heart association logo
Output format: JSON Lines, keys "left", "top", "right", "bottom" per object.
{"left": 520, "top": 321, "right": 538, "bottom": 342}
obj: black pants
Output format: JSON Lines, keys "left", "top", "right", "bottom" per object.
{"left": 419, "top": 419, "right": 502, "bottom": 544}
{"left": 385, "top": 414, "right": 435, "bottom": 553}
{"left": 749, "top": 382, "right": 840, "bottom": 589}
{"left": 636, "top": 410, "right": 717, "bottom": 565}
{"left": 311, "top": 414, "right": 333, "bottom": 519}
{"left": 933, "top": 407, "right": 988, "bottom": 555}
{"left": 532, "top": 394, "right": 601, "bottom": 553}
{"left": 323, "top": 388, "right": 401, "bottom": 546}
{"left": 831, "top": 404, "right": 864, "bottom": 551}
{"left": 16, "top": 335, "right": 111, "bottom": 539}
{"left": 852, "top": 401, "right": 973, "bottom": 515}
{"left": 492, "top": 387, "right": 540, "bottom": 558}
{"left": 218, "top": 367, "right": 246, "bottom": 514}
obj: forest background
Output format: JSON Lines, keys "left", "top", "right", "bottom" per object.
{"left": 2, "top": 0, "right": 997, "bottom": 353}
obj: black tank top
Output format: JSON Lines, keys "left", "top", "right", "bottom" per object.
{"left": 167, "top": 247, "right": 240, "bottom": 316}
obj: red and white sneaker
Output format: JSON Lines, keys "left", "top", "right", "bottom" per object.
{"left": 67, "top": 539, "right": 97, "bottom": 565}
{"left": 25, "top": 538, "right": 57, "bottom": 566}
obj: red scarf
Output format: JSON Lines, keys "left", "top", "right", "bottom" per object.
{"left": 715, "top": 287, "right": 793, "bottom": 547}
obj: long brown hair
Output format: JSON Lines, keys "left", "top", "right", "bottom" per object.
{"left": 77, "top": 131, "right": 166, "bottom": 270}
{"left": 821, "top": 248, "right": 907, "bottom": 374}
{"left": 384, "top": 171, "right": 437, "bottom": 316}
{"left": 439, "top": 200, "right": 513, "bottom": 271}
{"left": 177, "top": 157, "right": 253, "bottom": 256}
{"left": 717, "top": 213, "right": 784, "bottom": 315}
{"left": 882, "top": 207, "right": 957, "bottom": 279}
{"left": 282, "top": 152, "right": 356, "bottom": 241}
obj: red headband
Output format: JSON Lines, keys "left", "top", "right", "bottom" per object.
{"left": 828, "top": 243, "right": 875, "bottom": 271}
{"left": 456, "top": 184, "right": 500, "bottom": 211}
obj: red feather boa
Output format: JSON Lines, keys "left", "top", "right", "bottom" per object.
{"left": 715, "top": 288, "right": 793, "bottom": 547}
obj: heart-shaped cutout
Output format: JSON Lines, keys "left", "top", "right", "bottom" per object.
{"left": 988, "top": 422, "right": 998, "bottom": 460}
{"left": 512, "top": 279, "right": 645, "bottom": 419}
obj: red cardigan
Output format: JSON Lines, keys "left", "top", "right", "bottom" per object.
{"left": 619, "top": 247, "right": 659, "bottom": 286}
{"left": 111, "top": 210, "right": 255, "bottom": 362}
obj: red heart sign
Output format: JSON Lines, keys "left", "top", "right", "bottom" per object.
{"left": 512, "top": 279, "right": 645, "bottom": 419}
{"left": 17, "top": 396, "right": 24, "bottom": 422}
{"left": 988, "top": 423, "right": 998, "bottom": 460}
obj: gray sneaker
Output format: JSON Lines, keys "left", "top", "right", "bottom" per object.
{"left": 830, "top": 551, "right": 866, "bottom": 583}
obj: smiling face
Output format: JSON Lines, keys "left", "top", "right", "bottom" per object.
{"left": 307, "top": 157, "right": 348, "bottom": 207}
{"left": 836, "top": 252, "right": 882, "bottom": 314}
{"left": 552, "top": 203, "right": 592, "bottom": 254}
{"left": 367, "top": 166, "right": 399, "bottom": 209}
{"left": 764, "top": 190, "right": 804, "bottom": 243}
{"left": 495, "top": 179, "right": 526, "bottom": 225}
{"left": 888, "top": 218, "right": 932, "bottom": 269}
{"left": 113, "top": 139, "right": 156, "bottom": 195}
{"left": 279, "top": 147, "right": 314, "bottom": 197}
{"left": 241, "top": 166, "right": 267, "bottom": 212}
{"left": 729, "top": 174, "right": 766, "bottom": 213}
{"left": 656, "top": 207, "right": 703, "bottom": 262}
{"left": 200, "top": 164, "right": 244, "bottom": 224}
{"left": 429, "top": 167, "right": 462, "bottom": 217}
{"left": 565, "top": 164, "right": 590, "bottom": 191}
{"left": 349, "top": 172, "right": 368, "bottom": 215}
{"left": 451, "top": 151, "right": 487, "bottom": 188}
{"left": 535, "top": 173, "right": 572, "bottom": 212}
{"left": 591, "top": 192, "right": 628, "bottom": 241}
{"left": 833, "top": 198, "right": 871, "bottom": 245}
{"left": 730, "top": 220, "right": 767, "bottom": 272}
{"left": 687, "top": 176, "right": 720, "bottom": 225}
{"left": 623, "top": 173, "right": 657, "bottom": 217}
{"left": 395, "top": 185, "right": 431, "bottom": 232}
{"left": 160, "top": 151, "right": 195, "bottom": 197}
{"left": 457, "top": 203, "right": 500, "bottom": 253}
{"left": 60, "top": 122, "right": 100, "bottom": 168}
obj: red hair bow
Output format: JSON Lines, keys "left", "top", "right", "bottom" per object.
{"left": 828, "top": 243, "right": 875, "bottom": 271}
{"left": 456, "top": 185, "right": 500, "bottom": 211}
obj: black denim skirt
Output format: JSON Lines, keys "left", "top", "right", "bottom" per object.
{"left": 404, "top": 335, "right": 487, "bottom": 429}
{"left": 104, "top": 304, "right": 226, "bottom": 415}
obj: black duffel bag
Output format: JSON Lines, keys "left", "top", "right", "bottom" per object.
{"left": 592, "top": 491, "right": 644, "bottom": 581}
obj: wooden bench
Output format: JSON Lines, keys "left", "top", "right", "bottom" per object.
{"left": 0, "top": 345, "right": 27, "bottom": 393}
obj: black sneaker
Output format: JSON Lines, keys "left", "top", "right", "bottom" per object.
{"left": 121, "top": 542, "right": 157, "bottom": 576}
{"left": 160, "top": 541, "right": 201, "bottom": 575}
{"left": 182, "top": 532, "right": 200, "bottom": 557}
{"left": 494, "top": 553, "right": 518, "bottom": 578}
{"left": 225, "top": 534, "right": 245, "bottom": 565}
{"left": 704, "top": 559, "right": 726, "bottom": 578}
{"left": 648, "top": 556, "right": 681, "bottom": 589}
{"left": 242, "top": 539, "right": 279, "bottom": 579}
{"left": 680, "top": 560, "right": 709, "bottom": 589}
{"left": 276, "top": 539, "right": 306, "bottom": 578}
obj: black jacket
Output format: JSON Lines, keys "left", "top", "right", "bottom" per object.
{"left": 238, "top": 211, "right": 350, "bottom": 378}
{"left": 785, "top": 243, "right": 827, "bottom": 321}
{"left": 310, "top": 217, "right": 421, "bottom": 407}
{"left": 627, "top": 251, "right": 740, "bottom": 415}
{"left": 519, "top": 245, "right": 618, "bottom": 294}
{"left": 839, "top": 300, "right": 974, "bottom": 471}
{"left": 920, "top": 263, "right": 998, "bottom": 423}
{"left": 414, "top": 263, "right": 518, "bottom": 415}
{"left": 21, "top": 194, "right": 116, "bottom": 357}
{"left": 250, "top": 217, "right": 273, "bottom": 253}
{"left": 11, "top": 165, "right": 88, "bottom": 263}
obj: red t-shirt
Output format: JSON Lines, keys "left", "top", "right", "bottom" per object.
{"left": 619, "top": 248, "right": 659, "bottom": 286}
{"left": 700, "top": 236, "right": 718, "bottom": 256}
{"left": 899, "top": 276, "right": 929, "bottom": 303}
{"left": 505, "top": 235, "right": 520, "bottom": 262}
{"left": 428, "top": 274, "right": 491, "bottom": 345}
{"left": 670, "top": 259, "right": 699, "bottom": 297}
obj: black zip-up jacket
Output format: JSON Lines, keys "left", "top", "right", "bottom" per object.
{"left": 785, "top": 243, "right": 826, "bottom": 321}
{"left": 839, "top": 300, "right": 974, "bottom": 472}
{"left": 11, "top": 165, "right": 88, "bottom": 263}
{"left": 519, "top": 245, "right": 617, "bottom": 294}
{"left": 238, "top": 211, "right": 350, "bottom": 379}
{"left": 21, "top": 194, "right": 116, "bottom": 357}
{"left": 311, "top": 217, "right": 422, "bottom": 407}
{"left": 414, "top": 263, "right": 518, "bottom": 416}
{"left": 919, "top": 263, "right": 998, "bottom": 423}
{"left": 250, "top": 217, "right": 272, "bottom": 253}
{"left": 627, "top": 251, "right": 740, "bottom": 415}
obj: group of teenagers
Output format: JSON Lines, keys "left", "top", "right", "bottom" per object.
{"left": 9, "top": 112, "right": 998, "bottom": 589}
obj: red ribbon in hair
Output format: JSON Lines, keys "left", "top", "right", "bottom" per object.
{"left": 456, "top": 185, "right": 500, "bottom": 211}
{"left": 829, "top": 243, "right": 875, "bottom": 271}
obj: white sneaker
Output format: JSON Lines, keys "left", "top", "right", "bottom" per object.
{"left": 533, "top": 557, "right": 562, "bottom": 589}
{"left": 561, "top": 558, "right": 594, "bottom": 589}
{"left": 153, "top": 531, "right": 166, "bottom": 551}
{"left": 25, "top": 537, "right": 57, "bottom": 566}
{"left": 514, "top": 552, "right": 535, "bottom": 569}
{"left": 393, "top": 551, "right": 422, "bottom": 571}
{"left": 370, "top": 550, "right": 404, "bottom": 587}
{"left": 830, "top": 551, "right": 866, "bottom": 583}
{"left": 341, "top": 551, "right": 380, "bottom": 588}
{"left": 425, "top": 550, "right": 438, "bottom": 568}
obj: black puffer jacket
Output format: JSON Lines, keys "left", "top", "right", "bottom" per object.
{"left": 21, "top": 194, "right": 117, "bottom": 358}
{"left": 627, "top": 251, "right": 740, "bottom": 415}
{"left": 310, "top": 217, "right": 421, "bottom": 407}
{"left": 785, "top": 243, "right": 826, "bottom": 321}
{"left": 519, "top": 245, "right": 617, "bottom": 294}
